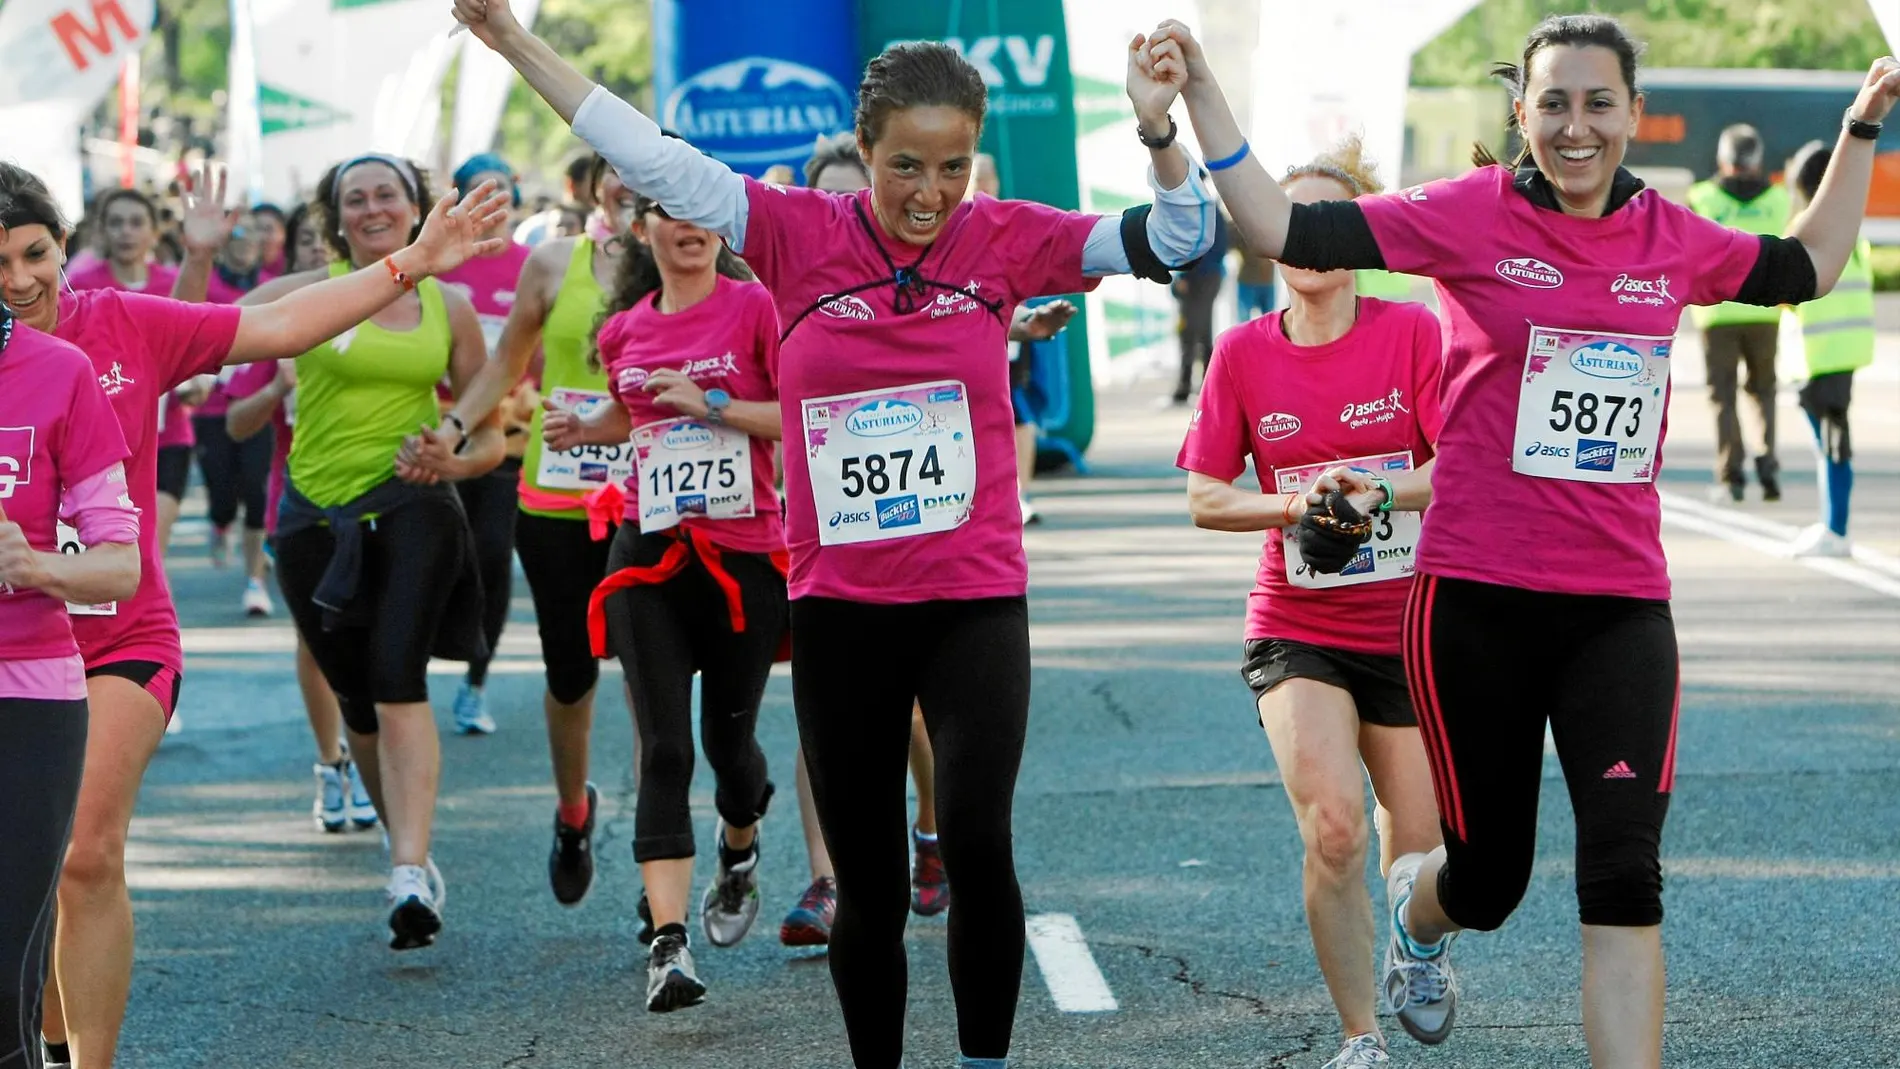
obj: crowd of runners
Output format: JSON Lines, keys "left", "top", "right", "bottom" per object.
{"left": 0, "top": 4, "right": 1894, "bottom": 1067}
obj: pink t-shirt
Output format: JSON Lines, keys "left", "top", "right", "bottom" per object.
{"left": 0, "top": 324, "right": 133, "bottom": 659}
{"left": 738, "top": 178, "right": 1101, "bottom": 603}
{"left": 196, "top": 269, "right": 275, "bottom": 417}
{"left": 66, "top": 261, "right": 203, "bottom": 448}
{"left": 1358, "top": 167, "right": 1760, "bottom": 600}
{"left": 54, "top": 289, "right": 242, "bottom": 670}
{"left": 598, "top": 275, "right": 784, "bottom": 556}
{"left": 438, "top": 243, "right": 533, "bottom": 349}
{"left": 221, "top": 359, "right": 291, "bottom": 535}
{"left": 1179, "top": 299, "right": 1445, "bottom": 655}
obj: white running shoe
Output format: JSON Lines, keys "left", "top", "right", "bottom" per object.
{"left": 343, "top": 759, "right": 378, "bottom": 829}
{"left": 165, "top": 712, "right": 182, "bottom": 736}
{"left": 700, "top": 821, "right": 762, "bottom": 948}
{"left": 312, "top": 763, "right": 347, "bottom": 833}
{"left": 1322, "top": 1034, "right": 1390, "bottom": 1068}
{"left": 1789, "top": 524, "right": 1852, "bottom": 559}
{"left": 452, "top": 681, "right": 496, "bottom": 735}
{"left": 242, "top": 577, "right": 273, "bottom": 617}
{"left": 1382, "top": 853, "right": 1459, "bottom": 1045}
{"left": 1019, "top": 496, "right": 1041, "bottom": 526}
{"left": 386, "top": 863, "right": 442, "bottom": 950}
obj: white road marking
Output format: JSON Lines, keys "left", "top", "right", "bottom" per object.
{"left": 1025, "top": 913, "right": 1119, "bottom": 1013}
{"left": 1658, "top": 491, "right": 1900, "bottom": 601}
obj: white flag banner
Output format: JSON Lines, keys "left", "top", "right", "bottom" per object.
{"left": 226, "top": 0, "right": 265, "bottom": 206}
{"left": 1873, "top": 0, "right": 1900, "bottom": 57}
{"left": 449, "top": 0, "right": 540, "bottom": 165}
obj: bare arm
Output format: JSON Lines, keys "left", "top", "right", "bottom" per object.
{"left": 1187, "top": 470, "right": 1303, "bottom": 532}
{"left": 225, "top": 364, "right": 292, "bottom": 441}
{"left": 172, "top": 250, "right": 213, "bottom": 303}
{"left": 640, "top": 368, "right": 782, "bottom": 442}
{"left": 413, "top": 291, "right": 508, "bottom": 482}
{"left": 453, "top": 0, "right": 594, "bottom": 123}
{"left": 438, "top": 240, "right": 559, "bottom": 448}
{"left": 33, "top": 541, "right": 139, "bottom": 604}
{"left": 1786, "top": 57, "right": 1900, "bottom": 295}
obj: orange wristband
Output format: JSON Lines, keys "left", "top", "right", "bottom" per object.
{"left": 384, "top": 256, "right": 415, "bottom": 292}
{"left": 1281, "top": 494, "right": 1301, "bottom": 526}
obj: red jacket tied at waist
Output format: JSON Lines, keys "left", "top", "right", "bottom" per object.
{"left": 586, "top": 524, "right": 790, "bottom": 661}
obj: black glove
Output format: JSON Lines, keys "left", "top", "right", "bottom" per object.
{"left": 1296, "top": 491, "right": 1374, "bottom": 575}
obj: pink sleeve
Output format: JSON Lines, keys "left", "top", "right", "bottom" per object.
{"left": 1357, "top": 169, "right": 1503, "bottom": 279}
{"left": 751, "top": 286, "right": 782, "bottom": 393}
{"left": 57, "top": 358, "right": 131, "bottom": 487}
{"left": 222, "top": 358, "right": 276, "bottom": 401}
{"left": 597, "top": 314, "right": 633, "bottom": 405}
{"left": 1175, "top": 330, "right": 1250, "bottom": 481}
{"left": 991, "top": 198, "right": 1105, "bottom": 304}
{"left": 1669, "top": 200, "right": 1764, "bottom": 306}
{"left": 60, "top": 463, "right": 139, "bottom": 546}
{"left": 1407, "top": 307, "right": 1447, "bottom": 449}
{"left": 117, "top": 292, "right": 244, "bottom": 388}
{"left": 738, "top": 177, "right": 837, "bottom": 295}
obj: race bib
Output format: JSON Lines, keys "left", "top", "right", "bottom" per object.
{"left": 804, "top": 380, "right": 975, "bottom": 547}
{"left": 535, "top": 388, "right": 634, "bottom": 491}
{"left": 1274, "top": 451, "right": 1419, "bottom": 589}
{"left": 55, "top": 520, "right": 116, "bottom": 616}
{"left": 631, "top": 416, "right": 754, "bottom": 534}
{"left": 1513, "top": 326, "right": 1669, "bottom": 484}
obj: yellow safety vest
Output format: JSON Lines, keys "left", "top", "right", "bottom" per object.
{"left": 1686, "top": 180, "right": 1790, "bottom": 328}
{"left": 1792, "top": 238, "right": 1876, "bottom": 377}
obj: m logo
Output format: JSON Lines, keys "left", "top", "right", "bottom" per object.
{"left": 51, "top": 0, "right": 139, "bottom": 72}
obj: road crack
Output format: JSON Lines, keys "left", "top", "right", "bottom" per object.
{"left": 1130, "top": 946, "right": 1321, "bottom": 1065}
{"left": 501, "top": 1033, "right": 543, "bottom": 1066}
{"left": 1090, "top": 680, "right": 1136, "bottom": 731}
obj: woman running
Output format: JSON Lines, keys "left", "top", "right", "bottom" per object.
{"left": 258, "top": 153, "right": 510, "bottom": 952}
{"left": 0, "top": 314, "right": 139, "bottom": 1069}
{"left": 438, "top": 152, "right": 538, "bottom": 735}
{"left": 1154, "top": 16, "right": 1898, "bottom": 1067}
{"left": 1178, "top": 139, "right": 1445, "bottom": 1069}
{"left": 533, "top": 191, "right": 786, "bottom": 1012}
{"left": 455, "top": 3, "right": 1214, "bottom": 1063}
{"left": 0, "top": 160, "right": 506, "bottom": 1067}
{"left": 431, "top": 152, "right": 634, "bottom": 905}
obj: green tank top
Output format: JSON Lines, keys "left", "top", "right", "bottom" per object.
{"left": 521, "top": 237, "right": 611, "bottom": 520}
{"left": 288, "top": 262, "right": 452, "bottom": 507}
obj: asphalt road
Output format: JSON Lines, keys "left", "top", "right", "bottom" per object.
{"left": 118, "top": 327, "right": 1900, "bottom": 1068}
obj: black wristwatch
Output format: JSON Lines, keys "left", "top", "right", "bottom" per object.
{"left": 1137, "top": 116, "right": 1178, "bottom": 150}
{"left": 1845, "top": 108, "right": 1883, "bottom": 141}
{"left": 442, "top": 412, "right": 471, "bottom": 456}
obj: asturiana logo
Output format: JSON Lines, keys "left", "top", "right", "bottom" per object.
{"left": 1568, "top": 341, "right": 1645, "bottom": 380}
{"left": 1494, "top": 257, "right": 1564, "bottom": 289}
{"left": 819, "top": 294, "right": 875, "bottom": 321}
{"left": 845, "top": 400, "right": 923, "bottom": 438}
{"left": 661, "top": 57, "right": 854, "bottom": 166}
{"left": 1256, "top": 412, "right": 1302, "bottom": 441}
{"left": 662, "top": 423, "right": 716, "bottom": 450}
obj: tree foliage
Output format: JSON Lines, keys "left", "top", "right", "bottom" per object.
{"left": 493, "top": 0, "right": 652, "bottom": 188}
{"left": 1412, "top": 0, "right": 1890, "bottom": 87}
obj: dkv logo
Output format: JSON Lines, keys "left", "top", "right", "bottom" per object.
{"left": 662, "top": 57, "right": 853, "bottom": 166}
{"left": 845, "top": 400, "right": 923, "bottom": 438}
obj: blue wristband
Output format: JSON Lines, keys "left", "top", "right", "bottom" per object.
{"left": 1205, "top": 140, "right": 1251, "bottom": 172}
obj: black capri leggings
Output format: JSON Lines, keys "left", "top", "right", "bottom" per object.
{"left": 601, "top": 527, "right": 784, "bottom": 863}
{"left": 455, "top": 458, "right": 521, "bottom": 686}
{"left": 515, "top": 510, "right": 613, "bottom": 705}
{"left": 791, "top": 595, "right": 1031, "bottom": 1068}
{"left": 1402, "top": 573, "right": 1677, "bottom": 930}
{"left": 193, "top": 414, "right": 272, "bottom": 531}
{"left": 276, "top": 493, "right": 470, "bottom": 734}
{"left": 0, "top": 697, "right": 88, "bottom": 1068}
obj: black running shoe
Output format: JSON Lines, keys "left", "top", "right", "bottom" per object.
{"left": 548, "top": 782, "right": 597, "bottom": 905}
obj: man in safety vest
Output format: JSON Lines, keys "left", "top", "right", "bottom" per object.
{"left": 1782, "top": 141, "right": 1876, "bottom": 557}
{"left": 1688, "top": 124, "right": 1791, "bottom": 502}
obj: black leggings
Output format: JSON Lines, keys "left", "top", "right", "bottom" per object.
{"left": 1403, "top": 574, "right": 1677, "bottom": 930}
{"left": 514, "top": 511, "right": 613, "bottom": 705}
{"left": 192, "top": 414, "right": 271, "bottom": 531}
{"left": 602, "top": 528, "right": 784, "bottom": 862}
{"left": 277, "top": 493, "right": 469, "bottom": 733}
{"left": 455, "top": 458, "right": 520, "bottom": 686}
{"left": 791, "top": 596, "right": 1031, "bottom": 1068}
{"left": 0, "top": 697, "right": 87, "bottom": 1069}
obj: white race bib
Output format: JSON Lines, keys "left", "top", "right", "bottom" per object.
{"left": 55, "top": 520, "right": 117, "bottom": 616}
{"left": 1512, "top": 326, "right": 1669, "bottom": 484}
{"left": 804, "top": 380, "right": 975, "bottom": 547}
{"left": 535, "top": 388, "right": 635, "bottom": 491}
{"left": 1274, "top": 451, "right": 1419, "bottom": 589}
{"left": 632, "top": 416, "right": 754, "bottom": 533}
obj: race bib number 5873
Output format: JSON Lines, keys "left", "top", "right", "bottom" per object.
{"left": 804, "top": 380, "right": 976, "bottom": 546}
{"left": 1512, "top": 326, "right": 1670, "bottom": 484}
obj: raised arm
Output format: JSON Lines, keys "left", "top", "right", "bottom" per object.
{"left": 172, "top": 161, "right": 235, "bottom": 305}
{"left": 226, "top": 183, "right": 512, "bottom": 364}
{"left": 453, "top": 0, "right": 749, "bottom": 248}
{"left": 1787, "top": 57, "right": 1900, "bottom": 295}
{"left": 438, "top": 239, "right": 558, "bottom": 446}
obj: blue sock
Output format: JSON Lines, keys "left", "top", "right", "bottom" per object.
{"left": 959, "top": 1058, "right": 1008, "bottom": 1069}
{"left": 1396, "top": 897, "right": 1446, "bottom": 959}
{"left": 1825, "top": 458, "right": 1852, "bottom": 537}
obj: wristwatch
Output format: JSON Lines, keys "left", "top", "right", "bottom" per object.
{"left": 1845, "top": 108, "right": 1883, "bottom": 141}
{"left": 1137, "top": 116, "right": 1178, "bottom": 150}
{"left": 703, "top": 388, "right": 731, "bottom": 424}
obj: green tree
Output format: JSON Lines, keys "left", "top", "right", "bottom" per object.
{"left": 491, "top": 0, "right": 653, "bottom": 189}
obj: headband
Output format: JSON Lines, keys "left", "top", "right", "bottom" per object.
{"left": 331, "top": 153, "right": 421, "bottom": 207}
{"left": 1282, "top": 163, "right": 1369, "bottom": 197}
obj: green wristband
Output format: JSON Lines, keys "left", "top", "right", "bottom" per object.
{"left": 1375, "top": 476, "right": 1396, "bottom": 513}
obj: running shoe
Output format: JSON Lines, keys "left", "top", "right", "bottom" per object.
{"left": 1790, "top": 524, "right": 1852, "bottom": 558}
{"left": 911, "top": 829, "right": 951, "bottom": 916}
{"left": 452, "top": 681, "right": 495, "bottom": 735}
{"left": 312, "top": 762, "right": 347, "bottom": 833}
{"left": 1020, "top": 496, "right": 1041, "bottom": 526}
{"left": 344, "top": 758, "right": 378, "bottom": 829}
{"left": 1382, "top": 853, "right": 1458, "bottom": 1045}
{"left": 1321, "top": 1034, "right": 1390, "bottom": 1068}
{"left": 700, "top": 822, "right": 762, "bottom": 948}
{"left": 1756, "top": 457, "right": 1781, "bottom": 502}
{"left": 778, "top": 876, "right": 837, "bottom": 947}
{"left": 549, "top": 782, "right": 598, "bottom": 905}
{"left": 209, "top": 525, "right": 230, "bottom": 568}
{"left": 40, "top": 1039, "right": 70, "bottom": 1069}
{"left": 386, "top": 863, "right": 442, "bottom": 951}
{"left": 636, "top": 891, "right": 656, "bottom": 946}
{"left": 242, "top": 577, "right": 273, "bottom": 617}
{"left": 645, "top": 932, "right": 706, "bottom": 1013}
{"left": 165, "top": 712, "right": 182, "bottom": 736}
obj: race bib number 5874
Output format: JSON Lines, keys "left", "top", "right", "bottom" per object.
{"left": 804, "top": 380, "right": 976, "bottom": 546}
